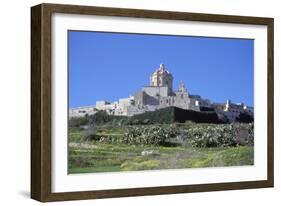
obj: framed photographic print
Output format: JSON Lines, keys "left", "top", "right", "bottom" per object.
{"left": 31, "top": 3, "right": 274, "bottom": 202}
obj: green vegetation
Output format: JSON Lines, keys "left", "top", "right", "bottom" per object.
{"left": 69, "top": 116, "right": 89, "bottom": 128}
{"left": 236, "top": 112, "right": 254, "bottom": 123}
{"left": 181, "top": 123, "right": 254, "bottom": 147}
{"left": 122, "top": 125, "right": 177, "bottom": 145}
{"left": 68, "top": 107, "right": 254, "bottom": 135}
{"left": 68, "top": 122, "right": 254, "bottom": 174}
{"left": 130, "top": 107, "right": 175, "bottom": 124}
{"left": 69, "top": 141, "right": 253, "bottom": 173}
{"left": 130, "top": 107, "right": 224, "bottom": 124}
{"left": 69, "top": 123, "right": 253, "bottom": 147}
{"left": 68, "top": 107, "right": 228, "bottom": 129}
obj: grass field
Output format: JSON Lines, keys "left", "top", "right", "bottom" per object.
{"left": 68, "top": 124, "right": 254, "bottom": 174}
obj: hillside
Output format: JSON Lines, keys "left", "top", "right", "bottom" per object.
{"left": 130, "top": 106, "right": 224, "bottom": 124}
{"left": 69, "top": 106, "right": 254, "bottom": 127}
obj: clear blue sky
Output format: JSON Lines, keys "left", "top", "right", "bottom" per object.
{"left": 68, "top": 31, "right": 254, "bottom": 108}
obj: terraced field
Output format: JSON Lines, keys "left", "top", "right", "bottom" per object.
{"left": 68, "top": 123, "right": 254, "bottom": 174}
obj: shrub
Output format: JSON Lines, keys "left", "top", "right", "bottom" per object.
{"left": 235, "top": 113, "right": 254, "bottom": 123}
{"left": 88, "top": 111, "right": 112, "bottom": 125}
{"left": 121, "top": 125, "right": 177, "bottom": 145}
{"left": 88, "top": 111, "right": 127, "bottom": 126}
{"left": 174, "top": 108, "right": 222, "bottom": 123}
{"left": 186, "top": 123, "right": 254, "bottom": 148}
{"left": 246, "top": 123, "right": 254, "bottom": 146}
{"left": 81, "top": 127, "right": 99, "bottom": 141}
{"left": 142, "top": 119, "right": 151, "bottom": 125}
{"left": 129, "top": 107, "right": 224, "bottom": 124}
{"left": 69, "top": 116, "right": 89, "bottom": 127}
{"left": 129, "top": 107, "right": 175, "bottom": 124}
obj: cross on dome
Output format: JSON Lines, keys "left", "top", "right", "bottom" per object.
{"left": 160, "top": 63, "right": 165, "bottom": 70}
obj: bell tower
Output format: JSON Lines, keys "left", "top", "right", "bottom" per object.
{"left": 178, "top": 80, "right": 187, "bottom": 92}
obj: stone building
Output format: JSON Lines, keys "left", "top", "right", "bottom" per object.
{"left": 69, "top": 64, "right": 254, "bottom": 122}
{"left": 212, "top": 100, "right": 254, "bottom": 122}
{"left": 150, "top": 63, "right": 173, "bottom": 94}
{"left": 69, "top": 105, "right": 97, "bottom": 118}
{"left": 132, "top": 64, "right": 203, "bottom": 114}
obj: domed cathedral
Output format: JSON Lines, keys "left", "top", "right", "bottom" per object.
{"left": 132, "top": 63, "right": 201, "bottom": 112}
{"left": 150, "top": 64, "right": 173, "bottom": 94}
{"left": 70, "top": 64, "right": 253, "bottom": 120}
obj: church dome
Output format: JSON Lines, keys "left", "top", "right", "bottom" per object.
{"left": 150, "top": 64, "right": 173, "bottom": 91}
{"left": 155, "top": 63, "right": 170, "bottom": 74}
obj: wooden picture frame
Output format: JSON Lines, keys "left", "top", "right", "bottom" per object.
{"left": 31, "top": 3, "right": 274, "bottom": 202}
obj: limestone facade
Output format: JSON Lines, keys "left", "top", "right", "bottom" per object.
{"left": 69, "top": 64, "right": 254, "bottom": 122}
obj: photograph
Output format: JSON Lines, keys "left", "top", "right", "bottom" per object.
{"left": 30, "top": 3, "right": 273, "bottom": 202}
{"left": 68, "top": 31, "right": 255, "bottom": 174}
